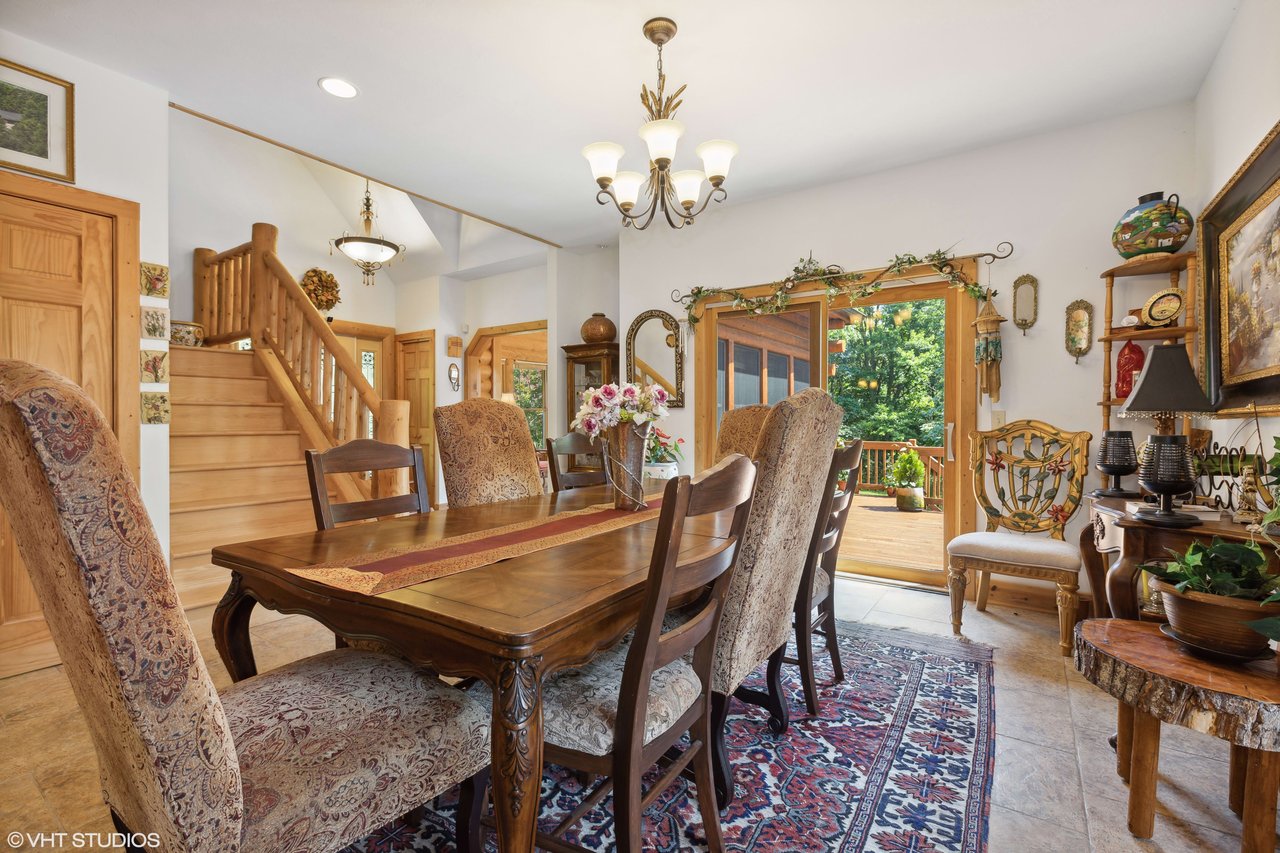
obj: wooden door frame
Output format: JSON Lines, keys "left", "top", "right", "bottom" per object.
{"left": 395, "top": 328, "right": 436, "bottom": 506}
{"left": 464, "top": 320, "right": 548, "bottom": 400}
{"left": 692, "top": 261, "right": 979, "bottom": 584}
{"left": 0, "top": 170, "right": 140, "bottom": 479}
{"left": 329, "top": 318, "right": 396, "bottom": 395}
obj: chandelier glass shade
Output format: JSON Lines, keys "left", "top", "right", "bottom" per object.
{"left": 331, "top": 181, "right": 405, "bottom": 285}
{"left": 583, "top": 17, "right": 737, "bottom": 230}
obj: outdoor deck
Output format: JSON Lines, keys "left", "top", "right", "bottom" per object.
{"left": 838, "top": 493, "right": 945, "bottom": 573}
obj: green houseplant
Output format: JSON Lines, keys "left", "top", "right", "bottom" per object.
{"left": 1140, "top": 537, "right": 1280, "bottom": 657}
{"left": 892, "top": 448, "right": 926, "bottom": 512}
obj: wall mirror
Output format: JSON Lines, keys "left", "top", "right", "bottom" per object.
{"left": 1012, "top": 274, "right": 1038, "bottom": 334}
{"left": 625, "top": 309, "right": 685, "bottom": 407}
{"left": 1065, "top": 299, "right": 1093, "bottom": 363}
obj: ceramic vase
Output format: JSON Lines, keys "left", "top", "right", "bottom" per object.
{"left": 643, "top": 460, "right": 679, "bottom": 481}
{"left": 1114, "top": 340, "right": 1146, "bottom": 399}
{"left": 606, "top": 421, "right": 650, "bottom": 510}
{"left": 580, "top": 313, "right": 617, "bottom": 343}
{"left": 1111, "top": 191, "right": 1194, "bottom": 260}
{"left": 170, "top": 321, "right": 205, "bottom": 348}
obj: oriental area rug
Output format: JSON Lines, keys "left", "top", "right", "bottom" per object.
{"left": 344, "top": 622, "right": 995, "bottom": 853}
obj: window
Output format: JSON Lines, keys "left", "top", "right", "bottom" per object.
{"left": 716, "top": 339, "right": 728, "bottom": 428}
{"left": 767, "top": 352, "right": 790, "bottom": 404}
{"left": 733, "top": 344, "right": 762, "bottom": 407}
{"left": 512, "top": 362, "right": 546, "bottom": 447}
{"left": 794, "top": 357, "right": 811, "bottom": 392}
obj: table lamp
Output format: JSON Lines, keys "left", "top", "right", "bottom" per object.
{"left": 1091, "top": 430, "right": 1139, "bottom": 498}
{"left": 1120, "top": 344, "right": 1215, "bottom": 528}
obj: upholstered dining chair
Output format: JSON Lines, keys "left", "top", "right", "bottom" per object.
{"left": 713, "top": 403, "right": 772, "bottom": 462}
{"left": 435, "top": 397, "right": 544, "bottom": 507}
{"left": 787, "top": 440, "right": 863, "bottom": 716}
{"left": 305, "top": 438, "right": 432, "bottom": 528}
{"left": 545, "top": 431, "right": 610, "bottom": 492}
{"left": 946, "top": 419, "right": 1092, "bottom": 656}
{"left": 707, "top": 388, "right": 843, "bottom": 806}
{"left": 0, "top": 361, "right": 491, "bottom": 853}
{"left": 530, "top": 454, "right": 757, "bottom": 852}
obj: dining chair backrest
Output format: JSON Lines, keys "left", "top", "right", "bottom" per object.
{"left": 434, "top": 397, "right": 544, "bottom": 507}
{"left": 971, "top": 419, "right": 1091, "bottom": 540}
{"left": 545, "top": 431, "right": 610, "bottom": 492}
{"left": 619, "top": 454, "right": 757, "bottom": 744}
{"left": 803, "top": 440, "right": 863, "bottom": 592}
{"left": 712, "top": 388, "right": 843, "bottom": 695}
{"left": 0, "top": 361, "right": 242, "bottom": 852}
{"left": 713, "top": 404, "right": 771, "bottom": 463}
{"left": 305, "top": 439, "right": 431, "bottom": 529}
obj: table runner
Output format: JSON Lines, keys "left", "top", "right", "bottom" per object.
{"left": 285, "top": 498, "right": 664, "bottom": 595}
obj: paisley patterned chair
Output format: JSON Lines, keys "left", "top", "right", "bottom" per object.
{"left": 708, "top": 388, "right": 843, "bottom": 806}
{"left": 946, "top": 419, "right": 1092, "bottom": 656}
{"left": 435, "top": 397, "right": 544, "bottom": 507}
{"left": 0, "top": 361, "right": 491, "bottom": 853}
{"left": 713, "top": 403, "right": 772, "bottom": 462}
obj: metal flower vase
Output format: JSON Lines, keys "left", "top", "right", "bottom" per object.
{"left": 606, "top": 422, "right": 650, "bottom": 510}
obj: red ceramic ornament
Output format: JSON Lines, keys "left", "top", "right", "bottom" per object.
{"left": 1115, "top": 341, "right": 1146, "bottom": 399}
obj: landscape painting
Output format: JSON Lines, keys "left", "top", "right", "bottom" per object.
{"left": 1220, "top": 176, "right": 1280, "bottom": 386}
{"left": 0, "top": 58, "right": 73, "bottom": 182}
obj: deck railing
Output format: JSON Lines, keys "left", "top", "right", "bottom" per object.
{"left": 857, "top": 439, "right": 945, "bottom": 506}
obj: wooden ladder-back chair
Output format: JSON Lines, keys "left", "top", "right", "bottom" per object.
{"left": 305, "top": 438, "right": 431, "bottom": 528}
{"left": 946, "top": 419, "right": 1092, "bottom": 656}
{"left": 545, "top": 431, "right": 610, "bottom": 492}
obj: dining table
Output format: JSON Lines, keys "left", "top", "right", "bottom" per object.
{"left": 210, "top": 483, "right": 728, "bottom": 853}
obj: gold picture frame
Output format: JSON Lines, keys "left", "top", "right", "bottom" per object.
{"left": 1065, "top": 299, "right": 1093, "bottom": 363}
{"left": 0, "top": 57, "right": 74, "bottom": 183}
{"left": 1218, "top": 173, "right": 1280, "bottom": 387}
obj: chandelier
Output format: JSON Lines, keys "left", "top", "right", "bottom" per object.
{"left": 331, "top": 181, "right": 405, "bottom": 285}
{"left": 582, "top": 17, "right": 738, "bottom": 230}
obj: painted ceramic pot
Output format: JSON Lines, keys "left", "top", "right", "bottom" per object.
{"left": 580, "top": 313, "right": 617, "bottom": 343}
{"left": 1114, "top": 340, "right": 1146, "bottom": 399}
{"left": 170, "top": 321, "right": 205, "bottom": 348}
{"left": 643, "top": 461, "right": 679, "bottom": 480}
{"left": 1111, "top": 192, "right": 1194, "bottom": 260}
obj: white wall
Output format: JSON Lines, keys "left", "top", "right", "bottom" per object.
{"left": 0, "top": 28, "right": 172, "bottom": 557}
{"left": 168, "top": 110, "right": 398, "bottom": 327}
{"left": 463, "top": 265, "right": 548, "bottom": 332}
{"left": 619, "top": 102, "right": 1199, "bottom": 594}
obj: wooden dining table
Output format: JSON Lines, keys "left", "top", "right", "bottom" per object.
{"left": 210, "top": 484, "right": 727, "bottom": 853}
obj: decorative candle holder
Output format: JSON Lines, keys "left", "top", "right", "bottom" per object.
{"left": 1091, "top": 430, "right": 1140, "bottom": 498}
{"left": 1134, "top": 435, "right": 1199, "bottom": 528}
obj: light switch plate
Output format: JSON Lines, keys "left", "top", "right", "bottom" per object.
{"left": 991, "top": 409, "right": 1007, "bottom": 428}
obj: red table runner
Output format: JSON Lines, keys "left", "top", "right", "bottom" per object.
{"left": 285, "top": 498, "right": 664, "bottom": 595}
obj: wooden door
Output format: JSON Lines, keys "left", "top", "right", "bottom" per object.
{"left": 396, "top": 333, "right": 436, "bottom": 506}
{"left": 0, "top": 184, "right": 133, "bottom": 676}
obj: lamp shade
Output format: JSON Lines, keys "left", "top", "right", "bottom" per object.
{"left": 582, "top": 142, "right": 624, "bottom": 186}
{"left": 670, "top": 170, "right": 705, "bottom": 208}
{"left": 695, "top": 139, "right": 738, "bottom": 185}
{"left": 611, "top": 171, "right": 646, "bottom": 210}
{"left": 638, "top": 119, "right": 684, "bottom": 165}
{"left": 1120, "top": 344, "right": 1214, "bottom": 418}
{"left": 334, "top": 236, "right": 400, "bottom": 264}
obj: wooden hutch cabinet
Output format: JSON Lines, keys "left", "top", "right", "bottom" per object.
{"left": 562, "top": 341, "right": 619, "bottom": 424}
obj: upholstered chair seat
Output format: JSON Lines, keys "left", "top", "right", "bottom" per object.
{"left": 947, "top": 531, "right": 1082, "bottom": 570}
{"left": 0, "top": 361, "right": 491, "bottom": 853}
{"left": 435, "top": 397, "right": 544, "bottom": 507}
{"left": 713, "top": 403, "right": 772, "bottom": 462}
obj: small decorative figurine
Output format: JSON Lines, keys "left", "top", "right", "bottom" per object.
{"left": 1234, "top": 464, "right": 1265, "bottom": 529}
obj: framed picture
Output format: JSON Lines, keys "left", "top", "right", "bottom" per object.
{"left": 0, "top": 58, "right": 74, "bottom": 183}
{"left": 1199, "top": 117, "right": 1280, "bottom": 417}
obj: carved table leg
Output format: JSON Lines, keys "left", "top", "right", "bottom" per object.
{"left": 948, "top": 560, "right": 967, "bottom": 636}
{"left": 1230, "top": 743, "right": 1247, "bottom": 818}
{"left": 1242, "top": 748, "right": 1279, "bottom": 853}
{"left": 212, "top": 573, "right": 258, "bottom": 682}
{"left": 1080, "top": 518, "right": 1111, "bottom": 618}
{"left": 1116, "top": 702, "right": 1134, "bottom": 784}
{"left": 1055, "top": 580, "right": 1079, "bottom": 657}
{"left": 1127, "top": 709, "right": 1160, "bottom": 839}
{"left": 490, "top": 655, "right": 543, "bottom": 853}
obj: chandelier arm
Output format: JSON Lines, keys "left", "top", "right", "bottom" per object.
{"left": 631, "top": 192, "right": 661, "bottom": 230}
{"left": 683, "top": 185, "right": 727, "bottom": 219}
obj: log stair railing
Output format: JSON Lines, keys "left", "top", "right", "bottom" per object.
{"left": 194, "top": 223, "right": 409, "bottom": 500}
{"left": 633, "top": 355, "right": 675, "bottom": 395}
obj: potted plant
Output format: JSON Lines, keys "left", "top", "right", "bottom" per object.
{"left": 644, "top": 427, "right": 684, "bottom": 480}
{"left": 882, "top": 470, "right": 897, "bottom": 497}
{"left": 892, "top": 448, "right": 926, "bottom": 512}
{"left": 1140, "top": 537, "right": 1280, "bottom": 658}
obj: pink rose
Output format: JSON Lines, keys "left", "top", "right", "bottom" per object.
{"left": 599, "top": 385, "right": 619, "bottom": 402}
{"left": 621, "top": 385, "right": 639, "bottom": 401}
{"left": 590, "top": 392, "right": 604, "bottom": 409}
{"left": 652, "top": 387, "right": 668, "bottom": 404}
{"left": 580, "top": 416, "right": 599, "bottom": 436}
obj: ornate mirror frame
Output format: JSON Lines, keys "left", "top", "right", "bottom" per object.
{"left": 625, "top": 308, "right": 685, "bottom": 407}
{"left": 1065, "top": 299, "right": 1094, "bottom": 363}
{"left": 1012, "top": 274, "right": 1038, "bottom": 334}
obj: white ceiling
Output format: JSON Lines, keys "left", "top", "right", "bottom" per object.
{"left": 1, "top": 1, "right": 1238, "bottom": 247}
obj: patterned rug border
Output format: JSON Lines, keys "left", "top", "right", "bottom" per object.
{"left": 835, "top": 618, "right": 995, "bottom": 662}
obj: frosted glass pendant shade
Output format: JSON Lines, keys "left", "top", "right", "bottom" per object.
{"left": 695, "top": 139, "right": 738, "bottom": 185}
{"left": 638, "top": 119, "right": 684, "bottom": 166}
{"left": 582, "top": 142, "right": 625, "bottom": 186}
{"left": 671, "top": 170, "right": 705, "bottom": 208}
{"left": 334, "top": 237, "right": 400, "bottom": 264}
{"left": 611, "top": 171, "right": 646, "bottom": 210}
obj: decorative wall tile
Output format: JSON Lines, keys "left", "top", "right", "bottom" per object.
{"left": 140, "top": 350, "right": 169, "bottom": 383}
{"left": 140, "top": 262, "right": 170, "bottom": 298}
{"left": 141, "top": 307, "right": 169, "bottom": 340}
{"left": 140, "top": 392, "right": 170, "bottom": 424}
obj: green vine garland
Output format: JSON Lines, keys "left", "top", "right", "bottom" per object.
{"left": 672, "top": 249, "right": 994, "bottom": 326}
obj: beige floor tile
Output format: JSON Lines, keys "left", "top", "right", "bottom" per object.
{"left": 873, "top": 586, "right": 954, "bottom": 622}
{"left": 988, "top": 803, "right": 1090, "bottom": 852}
{"left": 996, "top": 686, "right": 1075, "bottom": 752}
{"left": 832, "top": 577, "right": 889, "bottom": 622}
{"left": 993, "top": 645, "right": 1069, "bottom": 692}
{"left": 992, "top": 733, "right": 1088, "bottom": 834}
{"left": 1082, "top": 786, "right": 1243, "bottom": 852}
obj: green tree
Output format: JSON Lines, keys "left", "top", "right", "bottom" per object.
{"left": 828, "top": 298, "right": 945, "bottom": 446}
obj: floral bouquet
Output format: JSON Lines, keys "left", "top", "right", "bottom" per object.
{"left": 647, "top": 427, "right": 685, "bottom": 464}
{"left": 571, "top": 383, "right": 669, "bottom": 509}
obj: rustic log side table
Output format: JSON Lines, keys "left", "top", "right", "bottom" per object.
{"left": 1075, "top": 619, "right": 1280, "bottom": 852}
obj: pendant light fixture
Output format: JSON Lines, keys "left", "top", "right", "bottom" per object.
{"left": 331, "top": 181, "right": 405, "bottom": 285}
{"left": 582, "top": 17, "right": 738, "bottom": 230}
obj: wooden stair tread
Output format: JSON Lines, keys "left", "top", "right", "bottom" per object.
{"left": 170, "top": 429, "right": 300, "bottom": 437}
{"left": 171, "top": 460, "right": 306, "bottom": 473}
{"left": 172, "top": 400, "right": 284, "bottom": 408}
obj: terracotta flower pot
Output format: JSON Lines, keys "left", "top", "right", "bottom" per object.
{"left": 1152, "top": 578, "right": 1280, "bottom": 658}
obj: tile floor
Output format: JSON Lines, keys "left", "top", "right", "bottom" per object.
{"left": 0, "top": 576, "right": 1270, "bottom": 852}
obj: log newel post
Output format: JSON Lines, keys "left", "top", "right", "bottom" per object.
{"left": 193, "top": 247, "right": 215, "bottom": 333}
{"left": 249, "top": 222, "right": 279, "bottom": 347}
{"left": 375, "top": 399, "right": 411, "bottom": 497}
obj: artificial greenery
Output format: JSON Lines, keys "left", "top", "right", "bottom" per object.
{"left": 1140, "top": 538, "right": 1280, "bottom": 641}
{"left": 673, "top": 250, "right": 989, "bottom": 327}
{"left": 891, "top": 448, "right": 926, "bottom": 490}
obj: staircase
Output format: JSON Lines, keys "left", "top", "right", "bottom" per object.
{"left": 169, "top": 345, "right": 318, "bottom": 608}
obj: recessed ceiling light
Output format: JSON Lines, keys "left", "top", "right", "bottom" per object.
{"left": 318, "top": 77, "right": 358, "bottom": 99}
